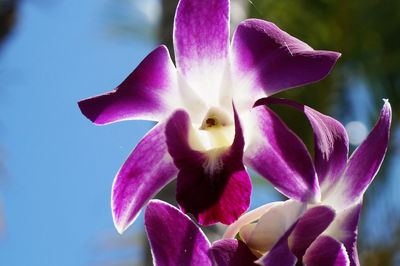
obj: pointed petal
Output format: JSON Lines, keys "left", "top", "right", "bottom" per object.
{"left": 173, "top": 0, "right": 230, "bottom": 102}
{"left": 144, "top": 200, "right": 212, "bottom": 266}
{"left": 323, "top": 100, "right": 392, "bottom": 210}
{"left": 257, "top": 97, "right": 349, "bottom": 197}
{"left": 112, "top": 123, "right": 178, "bottom": 234}
{"left": 244, "top": 200, "right": 306, "bottom": 253}
{"left": 258, "top": 222, "right": 298, "bottom": 266}
{"left": 289, "top": 205, "right": 336, "bottom": 261}
{"left": 78, "top": 45, "right": 178, "bottom": 124}
{"left": 223, "top": 202, "right": 281, "bottom": 239}
{"left": 324, "top": 202, "right": 362, "bottom": 266}
{"left": 303, "top": 236, "right": 350, "bottom": 266}
{"left": 244, "top": 105, "right": 320, "bottom": 203}
{"left": 231, "top": 19, "right": 340, "bottom": 101}
{"left": 165, "top": 107, "right": 251, "bottom": 226}
{"left": 209, "top": 239, "right": 258, "bottom": 266}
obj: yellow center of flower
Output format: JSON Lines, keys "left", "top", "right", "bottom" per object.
{"left": 189, "top": 107, "right": 235, "bottom": 151}
{"left": 205, "top": 117, "right": 218, "bottom": 127}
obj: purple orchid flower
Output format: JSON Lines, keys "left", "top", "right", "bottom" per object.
{"left": 143, "top": 100, "right": 391, "bottom": 266}
{"left": 78, "top": 0, "right": 340, "bottom": 233}
{"left": 221, "top": 99, "right": 392, "bottom": 266}
{"left": 144, "top": 199, "right": 347, "bottom": 266}
{"left": 220, "top": 199, "right": 352, "bottom": 266}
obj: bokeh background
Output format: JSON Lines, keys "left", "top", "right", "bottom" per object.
{"left": 0, "top": 0, "right": 399, "bottom": 265}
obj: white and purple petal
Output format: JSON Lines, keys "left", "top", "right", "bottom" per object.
{"left": 258, "top": 205, "right": 336, "bottom": 265}
{"left": 324, "top": 202, "right": 362, "bottom": 266}
{"left": 244, "top": 105, "right": 320, "bottom": 203}
{"left": 174, "top": 0, "right": 230, "bottom": 102}
{"left": 323, "top": 100, "right": 392, "bottom": 210}
{"left": 303, "top": 235, "right": 350, "bottom": 266}
{"left": 231, "top": 19, "right": 340, "bottom": 102}
{"left": 165, "top": 107, "right": 251, "bottom": 226}
{"left": 241, "top": 200, "right": 306, "bottom": 253}
{"left": 288, "top": 205, "right": 336, "bottom": 262}
{"left": 209, "top": 239, "right": 258, "bottom": 266}
{"left": 258, "top": 222, "right": 299, "bottom": 266}
{"left": 112, "top": 123, "right": 178, "bottom": 234}
{"left": 78, "top": 45, "right": 178, "bottom": 124}
{"left": 144, "top": 200, "right": 212, "bottom": 266}
{"left": 257, "top": 97, "right": 349, "bottom": 196}
{"left": 223, "top": 201, "right": 282, "bottom": 239}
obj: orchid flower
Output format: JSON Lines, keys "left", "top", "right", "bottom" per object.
{"left": 78, "top": 0, "right": 340, "bottom": 232}
{"left": 221, "top": 99, "right": 392, "bottom": 266}
{"left": 144, "top": 199, "right": 346, "bottom": 266}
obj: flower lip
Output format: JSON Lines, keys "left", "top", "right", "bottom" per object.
{"left": 166, "top": 104, "right": 251, "bottom": 226}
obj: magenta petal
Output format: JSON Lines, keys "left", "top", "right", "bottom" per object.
{"left": 244, "top": 105, "right": 320, "bottom": 203}
{"left": 231, "top": 19, "right": 340, "bottom": 98}
{"left": 209, "top": 239, "right": 258, "bottom": 266}
{"left": 303, "top": 236, "right": 350, "bottom": 266}
{"left": 174, "top": 0, "right": 229, "bottom": 96}
{"left": 338, "top": 204, "right": 362, "bottom": 266}
{"left": 289, "top": 206, "right": 336, "bottom": 262}
{"left": 78, "top": 45, "right": 177, "bottom": 125}
{"left": 259, "top": 222, "right": 298, "bottom": 266}
{"left": 112, "top": 123, "right": 178, "bottom": 233}
{"left": 165, "top": 107, "right": 251, "bottom": 226}
{"left": 144, "top": 200, "right": 212, "bottom": 266}
{"left": 257, "top": 97, "right": 349, "bottom": 194}
{"left": 325, "top": 202, "right": 362, "bottom": 266}
{"left": 324, "top": 100, "right": 392, "bottom": 210}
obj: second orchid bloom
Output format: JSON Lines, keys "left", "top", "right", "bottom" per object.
{"left": 144, "top": 99, "right": 391, "bottom": 266}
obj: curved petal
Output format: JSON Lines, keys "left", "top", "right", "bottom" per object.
{"left": 209, "top": 239, "right": 258, "bottom": 266}
{"left": 258, "top": 222, "right": 298, "bottom": 266}
{"left": 112, "top": 122, "right": 178, "bottom": 234}
{"left": 288, "top": 205, "right": 336, "bottom": 262}
{"left": 259, "top": 205, "right": 334, "bottom": 266}
{"left": 243, "top": 200, "right": 306, "bottom": 253}
{"left": 165, "top": 106, "right": 251, "bottom": 226}
{"left": 244, "top": 105, "right": 320, "bottom": 203}
{"left": 231, "top": 19, "right": 340, "bottom": 102}
{"left": 144, "top": 200, "right": 212, "bottom": 266}
{"left": 257, "top": 97, "right": 349, "bottom": 195}
{"left": 173, "top": 0, "right": 230, "bottom": 102}
{"left": 223, "top": 201, "right": 281, "bottom": 239}
{"left": 323, "top": 100, "right": 392, "bottom": 210}
{"left": 303, "top": 236, "right": 350, "bottom": 266}
{"left": 78, "top": 45, "right": 178, "bottom": 124}
{"left": 324, "top": 202, "right": 362, "bottom": 266}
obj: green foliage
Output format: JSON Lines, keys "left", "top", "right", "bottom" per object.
{"left": 249, "top": 0, "right": 400, "bottom": 114}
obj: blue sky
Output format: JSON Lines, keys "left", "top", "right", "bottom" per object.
{"left": 0, "top": 1, "right": 158, "bottom": 264}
